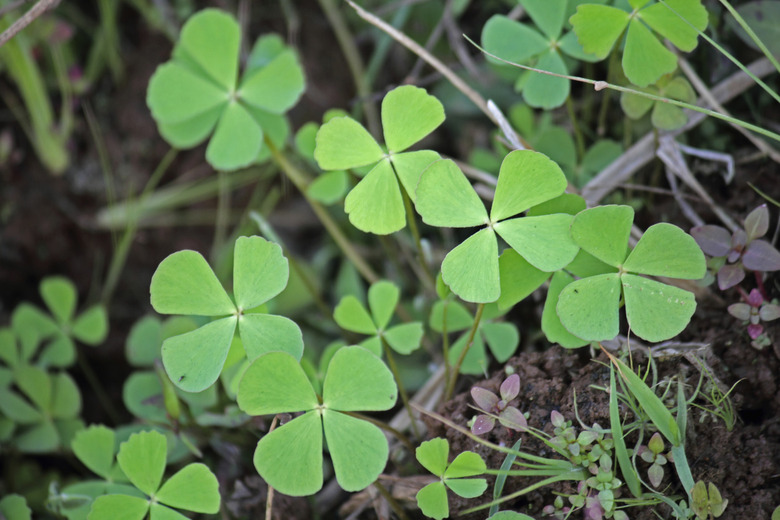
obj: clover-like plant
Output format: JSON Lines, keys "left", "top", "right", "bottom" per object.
{"left": 0, "top": 494, "right": 30, "bottom": 520}
{"left": 314, "top": 85, "right": 444, "bottom": 234}
{"left": 10, "top": 276, "right": 108, "bottom": 367}
{"left": 430, "top": 300, "right": 519, "bottom": 375}
{"left": 333, "top": 280, "right": 424, "bottom": 356}
{"left": 87, "top": 430, "right": 220, "bottom": 520}
{"left": 237, "top": 346, "right": 397, "bottom": 496}
{"left": 415, "top": 150, "right": 578, "bottom": 303}
{"left": 691, "top": 481, "right": 728, "bottom": 519}
{"left": 470, "top": 374, "right": 527, "bottom": 435}
{"left": 415, "top": 437, "right": 487, "bottom": 520}
{"left": 150, "top": 235, "right": 303, "bottom": 392}
{"left": 570, "top": 0, "right": 708, "bottom": 86}
{"left": 637, "top": 432, "right": 669, "bottom": 488}
{"left": 481, "top": 0, "right": 599, "bottom": 108}
{"left": 727, "top": 288, "right": 780, "bottom": 349}
{"left": 691, "top": 204, "right": 780, "bottom": 290}
{"left": 556, "top": 205, "right": 706, "bottom": 342}
{"left": 620, "top": 74, "right": 696, "bottom": 130}
{"left": 147, "top": 9, "right": 305, "bottom": 171}
{"left": 295, "top": 109, "right": 350, "bottom": 205}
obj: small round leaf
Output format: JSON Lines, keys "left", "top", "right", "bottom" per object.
{"left": 314, "top": 117, "right": 383, "bottom": 170}
{"left": 623, "top": 223, "right": 705, "bottom": 279}
{"left": 441, "top": 228, "right": 500, "bottom": 304}
{"left": 117, "top": 431, "right": 167, "bottom": 496}
{"left": 156, "top": 463, "right": 220, "bottom": 513}
{"left": 233, "top": 236, "right": 289, "bottom": 310}
{"left": 557, "top": 273, "right": 622, "bottom": 341}
{"left": 490, "top": 150, "right": 567, "bottom": 222}
{"left": 381, "top": 85, "right": 444, "bottom": 153}
{"left": 72, "top": 425, "right": 116, "bottom": 480}
{"left": 416, "top": 160, "right": 488, "bottom": 228}
{"left": 622, "top": 274, "right": 697, "bottom": 342}
{"left": 344, "top": 160, "right": 406, "bottom": 235}
{"left": 323, "top": 409, "right": 389, "bottom": 491}
{"left": 322, "top": 346, "right": 397, "bottom": 412}
{"left": 237, "top": 351, "right": 318, "bottom": 415}
{"left": 571, "top": 205, "right": 633, "bottom": 267}
{"left": 368, "top": 281, "right": 400, "bottom": 331}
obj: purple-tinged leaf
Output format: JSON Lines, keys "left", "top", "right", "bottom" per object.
{"left": 728, "top": 303, "right": 751, "bottom": 321}
{"left": 746, "top": 288, "right": 764, "bottom": 307}
{"left": 728, "top": 230, "right": 748, "bottom": 263}
{"left": 551, "top": 410, "right": 565, "bottom": 428}
{"left": 690, "top": 225, "right": 731, "bottom": 257}
{"left": 648, "top": 463, "right": 664, "bottom": 488}
{"left": 747, "top": 323, "right": 763, "bottom": 339}
{"left": 578, "top": 431, "right": 598, "bottom": 446}
{"left": 744, "top": 205, "right": 770, "bottom": 241}
{"left": 759, "top": 304, "right": 780, "bottom": 322}
{"left": 499, "top": 374, "right": 520, "bottom": 401}
{"left": 498, "top": 406, "right": 527, "bottom": 431}
{"left": 717, "top": 264, "right": 745, "bottom": 290}
{"left": 639, "top": 446, "right": 655, "bottom": 464}
{"left": 471, "top": 414, "right": 495, "bottom": 435}
{"left": 471, "top": 387, "right": 499, "bottom": 411}
{"left": 743, "top": 240, "right": 780, "bottom": 272}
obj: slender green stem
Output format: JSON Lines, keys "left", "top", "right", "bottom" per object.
{"left": 565, "top": 93, "right": 585, "bottom": 162}
{"left": 381, "top": 337, "right": 420, "bottom": 439}
{"left": 445, "top": 303, "right": 485, "bottom": 400}
{"left": 77, "top": 348, "right": 122, "bottom": 425}
{"left": 211, "top": 170, "right": 230, "bottom": 263}
{"left": 716, "top": 0, "right": 780, "bottom": 76}
{"left": 461, "top": 472, "right": 587, "bottom": 514}
{"left": 401, "top": 184, "right": 435, "bottom": 290}
{"left": 265, "top": 137, "right": 379, "bottom": 283}
{"left": 372, "top": 481, "right": 410, "bottom": 520}
{"left": 343, "top": 411, "right": 415, "bottom": 454}
{"left": 365, "top": 5, "right": 411, "bottom": 89}
{"left": 597, "top": 43, "right": 621, "bottom": 136}
{"left": 441, "top": 302, "right": 451, "bottom": 391}
{"left": 265, "top": 415, "right": 278, "bottom": 520}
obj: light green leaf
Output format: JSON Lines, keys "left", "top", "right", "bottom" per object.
{"left": 72, "top": 306, "right": 108, "bottom": 346}
{"left": 569, "top": 5, "right": 629, "bottom": 59}
{"left": 233, "top": 236, "right": 289, "bottom": 310}
{"left": 308, "top": 170, "right": 348, "bottom": 204}
{"left": 383, "top": 323, "right": 424, "bottom": 354}
{"left": 652, "top": 99, "right": 687, "bottom": 130}
{"left": 495, "top": 213, "right": 579, "bottom": 271}
{"left": 88, "top": 494, "right": 149, "bottom": 520}
{"left": 445, "top": 451, "right": 487, "bottom": 479}
{"left": 558, "top": 30, "right": 601, "bottom": 62}
{"left": 149, "top": 504, "right": 189, "bottom": 520}
{"left": 521, "top": 49, "right": 570, "bottom": 109}
{"left": 0, "top": 388, "right": 42, "bottom": 423}
{"left": 623, "top": 18, "right": 677, "bottom": 87}
{"left": 333, "top": 296, "right": 376, "bottom": 335}
{"left": 441, "top": 228, "right": 500, "bottom": 304}
{"left": 570, "top": 205, "right": 633, "bottom": 267}
{"left": 322, "top": 346, "right": 396, "bottom": 412}
{"left": 382, "top": 85, "right": 444, "bottom": 153}
{"left": 520, "top": 0, "right": 566, "bottom": 39}
{"left": 368, "top": 281, "right": 399, "bottom": 331}
{"left": 161, "top": 317, "right": 237, "bottom": 392}
{"left": 41, "top": 276, "right": 77, "bottom": 325}
{"left": 415, "top": 160, "right": 488, "bottom": 228}
{"left": 117, "top": 431, "right": 167, "bottom": 496}
{"left": 623, "top": 223, "right": 705, "bottom": 279}
{"left": 205, "top": 101, "right": 263, "bottom": 171}
{"left": 71, "top": 426, "right": 116, "bottom": 479}
{"left": 176, "top": 9, "right": 239, "bottom": 91}
{"left": 490, "top": 150, "right": 567, "bottom": 222}
{"left": 239, "top": 314, "right": 303, "bottom": 361}
{"left": 150, "top": 250, "right": 235, "bottom": 316}
{"left": 0, "top": 495, "right": 31, "bottom": 520}
{"left": 123, "top": 372, "right": 168, "bottom": 423}
{"left": 639, "top": 0, "right": 707, "bottom": 52}
{"left": 621, "top": 88, "right": 654, "bottom": 119}
{"left": 527, "top": 192, "right": 587, "bottom": 217}
{"left": 481, "top": 16, "right": 550, "bottom": 65}
{"left": 344, "top": 160, "right": 405, "bottom": 234}
{"left": 416, "top": 481, "right": 449, "bottom": 520}
{"left": 253, "top": 410, "right": 323, "bottom": 496}
{"left": 15, "top": 364, "right": 50, "bottom": 411}
{"left": 480, "top": 322, "right": 519, "bottom": 363}
{"left": 445, "top": 477, "right": 487, "bottom": 498}
{"left": 557, "top": 273, "right": 622, "bottom": 341}
{"left": 622, "top": 274, "right": 697, "bottom": 342}
{"left": 157, "top": 106, "right": 223, "bottom": 148}
{"left": 428, "top": 300, "right": 473, "bottom": 333}
{"left": 542, "top": 271, "right": 589, "bottom": 348}
{"left": 323, "top": 409, "right": 388, "bottom": 491}
{"left": 237, "top": 351, "right": 318, "bottom": 415}
{"left": 416, "top": 437, "right": 449, "bottom": 476}
{"left": 449, "top": 332, "right": 487, "bottom": 375}
{"left": 238, "top": 50, "right": 304, "bottom": 113}
{"left": 156, "top": 463, "right": 220, "bottom": 513}
{"left": 359, "top": 336, "right": 383, "bottom": 357}
{"left": 51, "top": 372, "right": 81, "bottom": 418}
{"left": 314, "top": 117, "right": 383, "bottom": 170}
{"left": 39, "top": 334, "right": 75, "bottom": 367}
{"left": 146, "top": 63, "right": 228, "bottom": 124}
{"left": 389, "top": 150, "right": 440, "bottom": 202}
{"left": 497, "top": 249, "right": 550, "bottom": 310}
{"left": 15, "top": 420, "right": 59, "bottom": 453}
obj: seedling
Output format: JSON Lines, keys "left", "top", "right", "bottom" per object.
{"left": 691, "top": 481, "right": 728, "bottom": 519}
{"left": 87, "top": 430, "right": 220, "bottom": 520}
{"left": 637, "top": 432, "right": 670, "bottom": 488}
{"left": 150, "top": 235, "right": 304, "bottom": 392}
{"left": 727, "top": 288, "right": 780, "bottom": 348}
{"left": 570, "top": 0, "right": 708, "bottom": 87}
{"left": 147, "top": 9, "right": 305, "bottom": 171}
{"left": 556, "top": 205, "right": 706, "bottom": 342}
{"left": 415, "top": 437, "right": 487, "bottom": 520}
{"left": 620, "top": 75, "right": 696, "bottom": 130}
{"left": 333, "top": 280, "right": 423, "bottom": 356}
{"left": 481, "top": 0, "right": 599, "bottom": 108}
{"left": 236, "top": 346, "right": 397, "bottom": 495}
{"left": 691, "top": 204, "right": 780, "bottom": 290}
{"left": 470, "top": 374, "right": 527, "bottom": 435}
{"left": 314, "top": 85, "right": 444, "bottom": 234}
{"left": 415, "top": 150, "right": 578, "bottom": 303}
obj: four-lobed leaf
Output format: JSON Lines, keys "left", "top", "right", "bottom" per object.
{"left": 237, "top": 346, "right": 397, "bottom": 496}
{"left": 150, "top": 236, "right": 303, "bottom": 392}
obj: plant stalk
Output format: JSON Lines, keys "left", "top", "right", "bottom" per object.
{"left": 372, "top": 480, "right": 410, "bottom": 520}
{"left": 265, "top": 415, "right": 278, "bottom": 520}
{"left": 445, "top": 303, "right": 484, "bottom": 400}
{"left": 381, "top": 336, "right": 420, "bottom": 439}
{"left": 401, "top": 180, "right": 435, "bottom": 290}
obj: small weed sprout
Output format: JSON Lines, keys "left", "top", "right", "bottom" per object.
{"left": 727, "top": 288, "right": 780, "bottom": 349}
{"left": 691, "top": 481, "right": 728, "bottom": 519}
{"left": 470, "top": 374, "right": 527, "bottom": 435}
{"left": 636, "top": 432, "right": 670, "bottom": 488}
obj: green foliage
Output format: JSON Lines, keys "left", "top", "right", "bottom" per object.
{"left": 415, "top": 437, "right": 487, "bottom": 520}
{"left": 691, "top": 481, "right": 728, "bottom": 519}
{"left": 620, "top": 75, "right": 696, "bottom": 130}
{"left": 150, "top": 235, "right": 303, "bottom": 392}
{"left": 87, "top": 430, "right": 221, "bottom": 520}
{"left": 237, "top": 346, "right": 397, "bottom": 496}
{"left": 147, "top": 9, "right": 305, "bottom": 171}
{"left": 314, "top": 85, "right": 444, "bottom": 234}
{"left": 556, "top": 205, "right": 706, "bottom": 342}
{"left": 415, "top": 150, "right": 576, "bottom": 303}
{"left": 295, "top": 109, "right": 351, "bottom": 204}
{"left": 481, "top": 0, "right": 599, "bottom": 108}
{"left": 333, "top": 280, "right": 424, "bottom": 356}
{"left": 570, "top": 0, "right": 708, "bottom": 86}
{"left": 0, "top": 494, "right": 31, "bottom": 520}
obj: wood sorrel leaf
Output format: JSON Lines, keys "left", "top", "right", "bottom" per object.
{"left": 621, "top": 274, "right": 697, "bottom": 342}
{"left": 638, "top": 0, "right": 708, "bottom": 53}
{"left": 481, "top": 322, "right": 519, "bottom": 363}
{"left": 174, "top": 9, "right": 239, "bottom": 91}
{"left": 146, "top": 63, "right": 227, "bottom": 125}
{"left": 569, "top": 5, "right": 630, "bottom": 59}
{"left": 157, "top": 106, "right": 223, "bottom": 148}
{"left": 233, "top": 236, "right": 289, "bottom": 310}
{"left": 449, "top": 332, "right": 488, "bottom": 375}
{"left": 323, "top": 409, "right": 388, "bottom": 491}
{"left": 149, "top": 504, "right": 190, "bottom": 520}
{"left": 557, "top": 273, "right": 622, "bottom": 341}
{"left": 88, "top": 494, "right": 149, "bottom": 520}
{"left": 519, "top": 0, "right": 566, "bottom": 40}
{"left": 389, "top": 150, "right": 440, "bottom": 202}
{"left": 15, "top": 365, "right": 50, "bottom": 411}
{"left": 445, "top": 477, "right": 488, "bottom": 498}
{"left": 40, "top": 277, "right": 76, "bottom": 325}
{"left": 237, "top": 351, "right": 318, "bottom": 414}
{"left": 155, "top": 463, "right": 220, "bottom": 513}
{"left": 444, "top": 450, "right": 487, "bottom": 479}
{"left": 238, "top": 314, "right": 303, "bottom": 361}
{"left": 0, "top": 495, "right": 30, "bottom": 520}
{"left": 623, "top": 223, "right": 705, "bottom": 279}
{"left": 71, "top": 306, "right": 108, "bottom": 345}
{"left": 205, "top": 101, "right": 263, "bottom": 171}
{"left": 521, "top": 50, "right": 570, "bottom": 109}
{"left": 429, "top": 300, "right": 473, "bottom": 333}
{"left": 481, "top": 15, "right": 549, "bottom": 65}
{"left": 333, "top": 296, "right": 376, "bottom": 335}
{"left": 314, "top": 116, "right": 384, "bottom": 170}
{"left": 416, "top": 437, "right": 449, "bottom": 476}
{"left": 322, "top": 346, "right": 397, "bottom": 411}
{"left": 382, "top": 85, "right": 444, "bottom": 153}
{"left": 494, "top": 213, "right": 579, "bottom": 271}
{"left": 344, "top": 161, "right": 406, "bottom": 234}
{"left": 383, "top": 323, "right": 424, "bottom": 354}
{"left": 416, "top": 160, "right": 488, "bottom": 227}
{"left": 542, "top": 272, "right": 589, "bottom": 348}
{"left": 622, "top": 18, "right": 677, "bottom": 87}
{"left": 238, "top": 50, "right": 304, "bottom": 114}
{"left": 117, "top": 431, "right": 166, "bottom": 496}
{"left": 570, "top": 205, "right": 633, "bottom": 267}
{"left": 441, "top": 228, "right": 500, "bottom": 303}
{"left": 497, "top": 249, "right": 550, "bottom": 310}
{"left": 71, "top": 425, "right": 115, "bottom": 480}
{"left": 51, "top": 372, "right": 81, "bottom": 419}
{"left": 417, "top": 481, "right": 448, "bottom": 520}
{"left": 368, "top": 281, "right": 399, "bottom": 331}
{"left": 150, "top": 250, "right": 235, "bottom": 316}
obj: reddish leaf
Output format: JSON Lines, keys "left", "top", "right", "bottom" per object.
{"left": 717, "top": 264, "right": 745, "bottom": 290}
{"left": 691, "top": 225, "right": 731, "bottom": 257}
{"left": 498, "top": 406, "right": 527, "bottom": 431}
{"left": 648, "top": 463, "right": 664, "bottom": 488}
{"left": 471, "top": 387, "right": 499, "bottom": 411}
{"left": 747, "top": 323, "right": 763, "bottom": 339}
{"left": 499, "top": 374, "right": 520, "bottom": 401}
{"left": 744, "top": 205, "right": 769, "bottom": 241}
{"left": 743, "top": 240, "right": 780, "bottom": 272}
{"left": 746, "top": 288, "right": 764, "bottom": 307}
{"left": 471, "top": 414, "right": 495, "bottom": 435}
